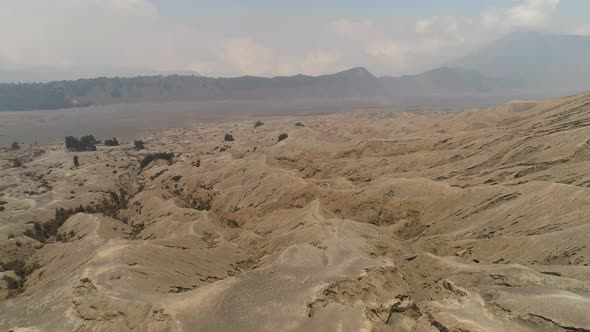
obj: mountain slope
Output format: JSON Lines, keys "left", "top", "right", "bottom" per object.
{"left": 380, "top": 66, "right": 498, "bottom": 95}
{"left": 450, "top": 31, "right": 590, "bottom": 93}
{"left": 0, "top": 67, "right": 383, "bottom": 111}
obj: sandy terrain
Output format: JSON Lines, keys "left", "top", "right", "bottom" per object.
{"left": 0, "top": 99, "right": 382, "bottom": 145}
{"left": 2, "top": 91, "right": 590, "bottom": 331}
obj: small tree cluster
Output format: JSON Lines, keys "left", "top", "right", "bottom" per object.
{"left": 134, "top": 140, "right": 145, "bottom": 150}
{"left": 22, "top": 191, "right": 129, "bottom": 243}
{"left": 23, "top": 206, "right": 83, "bottom": 243}
{"left": 140, "top": 152, "right": 174, "bottom": 169}
{"left": 65, "top": 135, "right": 97, "bottom": 151}
{"left": 104, "top": 137, "right": 119, "bottom": 146}
{"left": 11, "top": 141, "right": 20, "bottom": 150}
{"left": 224, "top": 134, "right": 235, "bottom": 142}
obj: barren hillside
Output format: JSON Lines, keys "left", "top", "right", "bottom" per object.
{"left": 2, "top": 91, "right": 590, "bottom": 331}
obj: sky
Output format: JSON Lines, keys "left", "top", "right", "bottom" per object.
{"left": 0, "top": 0, "right": 589, "bottom": 81}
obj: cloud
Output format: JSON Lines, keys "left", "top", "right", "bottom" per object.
{"left": 574, "top": 25, "right": 590, "bottom": 36}
{"left": 0, "top": 0, "right": 346, "bottom": 79}
{"left": 325, "top": 0, "right": 562, "bottom": 75}
{"left": 222, "top": 38, "right": 275, "bottom": 76}
{"left": 507, "top": 0, "right": 560, "bottom": 27}
{"left": 216, "top": 39, "right": 343, "bottom": 77}
{"left": 61, "top": 0, "right": 159, "bottom": 18}
{"left": 0, "top": 0, "right": 566, "bottom": 79}
{"left": 327, "top": 14, "right": 481, "bottom": 75}
{"left": 414, "top": 19, "right": 434, "bottom": 34}
{"left": 0, "top": 0, "right": 164, "bottom": 69}
{"left": 277, "top": 51, "right": 343, "bottom": 76}
{"left": 329, "top": 19, "right": 383, "bottom": 41}
{"left": 483, "top": 0, "right": 560, "bottom": 31}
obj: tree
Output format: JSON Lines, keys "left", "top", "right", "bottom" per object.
{"left": 65, "top": 136, "right": 79, "bottom": 151}
{"left": 73, "top": 156, "right": 79, "bottom": 167}
{"left": 134, "top": 140, "right": 145, "bottom": 150}
{"left": 80, "top": 135, "right": 97, "bottom": 151}
{"left": 224, "top": 134, "right": 235, "bottom": 142}
{"left": 11, "top": 141, "right": 20, "bottom": 150}
{"left": 65, "top": 135, "right": 96, "bottom": 151}
{"left": 104, "top": 137, "right": 119, "bottom": 146}
{"left": 278, "top": 133, "right": 288, "bottom": 142}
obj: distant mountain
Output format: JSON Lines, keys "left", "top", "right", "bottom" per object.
{"left": 0, "top": 66, "right": 201, "bottom": 84}
{"left": 449, "top": 31, "right": 590, "bottom": 94}
{"left": 0, "top": 67, "right": 383, "bottom": 111}
{"left": 3, "top": 32, "right": 590, "bottom": 111}
{"left": 380, "top": 67, "right": 498, "bottom": 95}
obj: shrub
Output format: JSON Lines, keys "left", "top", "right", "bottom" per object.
{"left": 278, "top": 133, "right": 288, "bottom": 142}
{"left": 12, "top": 159, "right": 23, "bottom": 168}
{"left": 134, "top": 140, "right": 145, "bottom": 150}
{"left": 140, "top": 152, "right": 174, "bottom": 169}
{"left": 65, "top": 135, "right": 96, "bottom": 151}
{"left": 104, "top": 137, "right": 119, "bottom": 146}
{"left": 73, "top": 156, "right": 79, "bottom": 167}
{"left": 65, "top": 136, "right": 78, "bottom": 150}
{"left": 2, "top": 275, "right": 20, "bottom": 289}
{"left": 11, "top": 141, "right": 20, "bottom": 150}
{"left": 224, "top": 134, "right": 235, "bottom": 142}
{"left": 80, "top": 135, "right": 97, "bottom": 150}
{"left": 295, "top": 122, "right": 304, "bottom": 127}
{"left": 254, "top": 120, "right": 264, "bottom": 128}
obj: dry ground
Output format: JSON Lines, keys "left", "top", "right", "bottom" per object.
{"left": 2, "top": 91, "right": 590, "bottom": 331}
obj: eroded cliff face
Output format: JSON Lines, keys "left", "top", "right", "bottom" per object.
{"left": 2, "top": 92, "right": 590, "bottom": 331}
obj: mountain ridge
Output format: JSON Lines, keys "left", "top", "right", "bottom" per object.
{"left": 2, "top": 31, "right": 590, "bottom": 111}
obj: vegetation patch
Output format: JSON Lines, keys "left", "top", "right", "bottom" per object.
{"left": 149, "top": 169, "right": 168, "bottom": 181}
{"left": 134, "top": 140, "right": 145, "bottom": 150}
{"left": 104, "top": 137, "right": 119, "bottom": 146}
{"left": 140, "top": 152, "right": 174, "bottom": 169}
{"left": 278, "top": 133, "right": 288, "bottom": 142}
{"left": 23, "top": 191, "right": 129, "bottom": 243}
{"left": 65, "top": 135, "right": 97, "bottom": 151}
{"left": 11, "top": 158, "right": 23, "bottom": 168}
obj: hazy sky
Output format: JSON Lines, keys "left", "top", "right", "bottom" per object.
{"left": 0, "top": 0, "right": 589, "bottom": 80}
